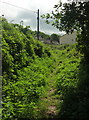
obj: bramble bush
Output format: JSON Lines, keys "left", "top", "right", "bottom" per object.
{"left": 2, "top": 18, "right": 54, "bottom": 120}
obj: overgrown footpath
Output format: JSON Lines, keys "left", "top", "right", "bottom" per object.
{"left": 2, "top": 18, "right": 89, "bottom": 120}
{"left": 36, "top": 44, "right": 81, "bottom": 120}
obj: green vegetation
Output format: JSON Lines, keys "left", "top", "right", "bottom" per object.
{"left": 50, "top": 33, "right": 60, "bottom": 44}
{"left": 41, "top": 1, "right": 89, "bottom": 118}
{"left": 13, "top": 23, "right": 50, "bottom": 41}
{"left": 13, "top": 23, "right": 61, "bottom": 44}
{"left": 2, "top": 18, "right": 53, "bottom": 119}
{"left": 2, "top": 16, "right": 89, "bottom": 120}
{"left": 42, "top": 0, "right": 89, "bottom": 62}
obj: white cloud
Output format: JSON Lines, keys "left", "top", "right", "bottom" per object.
{"left": 1, "top": 0, "right": 67, "bottom": 35}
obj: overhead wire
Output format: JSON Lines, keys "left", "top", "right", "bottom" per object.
{"left": 0, "top": 1, "right": 37, "bottom": 13}
{"left": 1, "top": 1, "right": 50, "bottom": 34}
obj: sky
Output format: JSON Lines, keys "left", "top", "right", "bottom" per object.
{"left": 1, "top": 0, "right": 68, "bottom": 35}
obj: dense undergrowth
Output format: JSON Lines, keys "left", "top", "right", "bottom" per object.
{"left": 50, "top": 44, "right": 89, "bottom": 120}
{"left": 2, "top": 18, "right": 54, "bottom": 120}
{"left": 2, "top": 18, "right": 89, "bottom": 120}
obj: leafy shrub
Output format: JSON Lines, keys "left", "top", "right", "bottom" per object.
{"left": 2, "top": 18, "right": 53, "bottom": 119}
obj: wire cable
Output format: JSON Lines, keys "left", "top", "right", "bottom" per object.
{"left": 1, "top": 1, "right": 37, "bottom": 13}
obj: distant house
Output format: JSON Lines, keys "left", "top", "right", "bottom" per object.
{"left": 60, "top": 32, "right": 76, "bottom": 44}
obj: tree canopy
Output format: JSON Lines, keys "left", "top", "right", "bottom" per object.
{"left": 42, "top": 0, "right": 89, "bottom": 62}
{"left": 50, "top": 33, "right": 60, "bottom": 43}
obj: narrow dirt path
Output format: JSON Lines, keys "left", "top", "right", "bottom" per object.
{"left": 45, "top": 50, "right": 61, "bottom": 119}
{"left": 39, "top": 66, "right": 60, "bottom": 119}
{"left": 46, "top": 88, "right": 58, "bottom": 117}
{"left": 38, "top": 47, "right": 62, "bottom": 119}
{"left": 46, "top": 77, "right": 59, "bottom": 119}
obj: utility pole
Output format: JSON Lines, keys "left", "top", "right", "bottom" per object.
{"left": 37, "top": 9, "right": 39, "bottom": 40}
{"left": 20, "top": 20, "right": 23, "bottom": 26}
